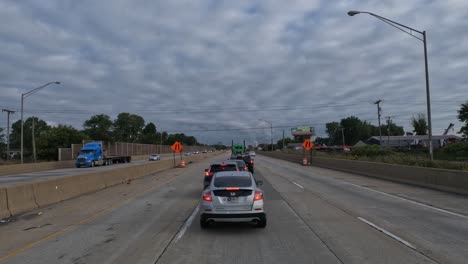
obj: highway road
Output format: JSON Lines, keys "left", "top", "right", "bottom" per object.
{"left": 0, "top": 155, "right": 176, "bottom": 186}
{"left": 1, "top": 154, "right": 468, "bottom": 263}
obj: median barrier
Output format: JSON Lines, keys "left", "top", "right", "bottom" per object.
{"left": 57, "top": 175, "right": 84, "bottom": 202}
{"left": 260, "top": 152, "right": 468, "bottom": 195}
{"left": 0, "top": 161, "right": 75, "bottom": 177}
{"left": 6, "top": 183, "right": 37, "bottom": 216}
{"left": 1, "top": 151, "right": 221, "bottom": 217}
{"left": 0, "top": 188, "right": 10, "bottom": 219}
{"left": 33, "top": 179, "right": 62, "bottom": 207}
{"left": 0, "top": 154, "right": 172, "bottom": 177}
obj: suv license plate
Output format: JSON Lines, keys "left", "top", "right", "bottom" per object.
{"left": 224, "top": 197, "right": 238, "bottom": 203}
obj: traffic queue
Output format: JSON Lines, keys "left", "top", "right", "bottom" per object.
{"left": 199, "top": 152, "right": 266, "bottom": 228}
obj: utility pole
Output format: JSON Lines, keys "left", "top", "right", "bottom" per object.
{"left": 159, "top": 128, "right": 162, "bottom": 154}
{"left": 341, "top": 128, "right": 345, "bottom": 149}
{"left": 270, "top": 123, "right": 273, "bottom": 151}
{"left": 282, "top": 129, "right": 285, "bottom": 150}
{"left": 2, "top": 109, "right": 15, "bottom": 160}
{"left": 32, "top": 117, "right": 36, "bottom": 163}
{"left": 386, "top": 116, "right": 392, "bottom": 147}
{"left": 374, "top": 100, "right": 383, "bottom": 146}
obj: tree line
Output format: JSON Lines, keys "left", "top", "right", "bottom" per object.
{"left": 0, "top": 113, "right": 203, "bottom": 161}
{"left": 315, "top": 102, "right": 468, "bottom": 146}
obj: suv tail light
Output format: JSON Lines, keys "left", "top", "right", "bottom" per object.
{"left": 250, "top": 160, "right": 254, "bottom": 164}
{"left": 244, "top": 166, "right": 248, "bottom": 171}
{"left": 205, "top": 171, "right": 210, "bottom": 177}
{"left": 203, "top": 191, "right": 212, "bottom": 202}
{"left": 254, "top": 190, "right": 263, "bottom": 201}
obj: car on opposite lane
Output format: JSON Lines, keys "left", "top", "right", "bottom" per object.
{"left": 148, "top": 154, "right": 161, "bottom": 161}
{"left": 203, "top": 161, "right": 239, "bottom": 189}
{"left": 200, "top": 171, "right": 266, "bottom": 228}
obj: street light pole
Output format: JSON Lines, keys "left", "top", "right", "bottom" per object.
{"left": 348, "top": 10, "right": 433, "bottom": 160}
{"left": 423, "top": 31, "right": 433, "bottom": 160}
{"left": 20, "top": 82, "right": 61, "bottom": 163}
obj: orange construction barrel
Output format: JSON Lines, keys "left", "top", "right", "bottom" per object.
{"left": 180, "top": 159, "right": 186, "bottom": 168}
{"left": 302, "top": 157, "right": 308, "bottom": 166}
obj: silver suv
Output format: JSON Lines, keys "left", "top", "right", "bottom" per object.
{"left": 200, "top": 171, "right": 266, "bottom": 228}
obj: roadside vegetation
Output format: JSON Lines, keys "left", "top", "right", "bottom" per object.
{"left": 314, "top": 144, "right": 468, "bottom": 171}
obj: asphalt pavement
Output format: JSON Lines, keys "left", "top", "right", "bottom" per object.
{"left": 0, "top": 154, "right": 467, "bottom": 263}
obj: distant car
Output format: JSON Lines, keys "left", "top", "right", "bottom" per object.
{"left": 185, "top": 152, "right": 192, "bottom": 156}
{"left": 194, "top": 151, "right": 200, "bottom": 154}
{"left": 231, "top": 159, "right": 249, "bottom": 172}
{"left": 202, "top": 150, "right": 207, "bottom": 153}
{"left": 200, "top": 171, "right": 266, "bottom": 228}
{"left": 249, "top": 151, "right": 256, "bottom": 157}
{"left": 148, "top": 154, "right": 161, "bottom": 161}
{"left": 204, "top": 161, "right": 239, "bottom": 189}
{"left": 234, "top": 155, "right": 254, "bottom": 174}
{"left": 208, "top": 150, "right": 213, "bottom": 153}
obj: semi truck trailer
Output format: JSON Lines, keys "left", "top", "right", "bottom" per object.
{"left": 75, "top": 141, "right": 131, "bottom": 168}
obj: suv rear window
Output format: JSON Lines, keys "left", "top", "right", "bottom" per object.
{"left": 214, "top": 176, "right": 252, "bottom": 187}
{"left": 210, "top": 164, "right": 237, "bottom": 173}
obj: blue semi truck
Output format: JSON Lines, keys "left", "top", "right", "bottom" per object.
{"left": 75, "top": 141, "right": 131, "bottom": 168}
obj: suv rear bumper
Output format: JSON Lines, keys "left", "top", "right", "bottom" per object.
{"left": 201, "top": 212, "right": 265, "bottom": 222}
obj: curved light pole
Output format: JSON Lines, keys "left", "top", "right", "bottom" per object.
{"left": 348, "top": 10, "right": 433, "bottom": 161}
{"left": 259, "top": 119, "right": 273, "bottom": 151}
{"left": 21, "top": 81, "right": 61, "bottom": 163}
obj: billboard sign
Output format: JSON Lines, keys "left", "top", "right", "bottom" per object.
{"left": 291, "top": 126, "right": 315, "bottom": 136}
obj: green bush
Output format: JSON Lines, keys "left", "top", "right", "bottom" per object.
{"left": 351, "top": 145, "right": 393, "bottom": 157}
{"left": 442, "top": 142, "right": 468, "bottom": 155}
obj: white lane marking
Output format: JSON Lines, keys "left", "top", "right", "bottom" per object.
{"left": 338, "top": 180, "right": 468, "bottom": 220}
{"left": 174, "top": 204, "right": 199, "bottom": 243}
{"left": 357, "top": 217, "right": 416, "bottom": 250}
{"left": 291, "top": 181, "right": 304, "bottom": 189}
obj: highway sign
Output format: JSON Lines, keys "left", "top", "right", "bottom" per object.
{"left": 302, "top": 139, "right": 314, "bottom": 151}
{"left": 171, "top": 141, "right": 183, "bottom": 153}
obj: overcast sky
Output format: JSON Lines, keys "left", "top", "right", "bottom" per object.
{"left": 0, "top": 0, "right": 467, "bottom": 145}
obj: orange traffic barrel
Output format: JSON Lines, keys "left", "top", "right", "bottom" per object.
{"left": 181, "top": 159, "right": 186, "bottom": 168}
{"left": 302, "top": 157, "right": 308, "bottom": 166}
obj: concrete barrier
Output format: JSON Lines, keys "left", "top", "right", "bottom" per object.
{"left": 33, "top": 179, "right": 62, "bottom": 207}
{"left": 0, "top": 188, "right": 10, "bottom": 219}
{"left": 1, "top": 151, "right": 220, "bottom": 218}
{"left": 260, "top": 152, "right": 468, "bottom": 195}
{"left": 0, "top": 161, "right": 75, "bottom": 177}
{"left": 5, "top": 184, "right": 37, "bottom": 216}
{"left": 0, "top": 154, "right": 172, "bottom": 176}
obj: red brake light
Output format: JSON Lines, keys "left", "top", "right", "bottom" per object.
{"left": 203, "top": 191, "right": 212, "bottom": 202}
{"left": 205, "top": 171, "right": 210, "bottom": 176}
{"left": 254, "top": 190, "right": 263, "bottom": 201}
{"left": 244, "top": 166, "right": 248, "bottom": 171}
{"left": 250, "top": 160, "right": 254, "bottom": 164}
{"left": 225, "top": 187, "right": 240, "bottom": 191}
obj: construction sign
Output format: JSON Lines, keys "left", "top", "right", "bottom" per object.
{"left": 171, "top": 141, "right": 183, "bottom": 153}
{"left": 302, "top": 139, "right": 314, "bottom": 151}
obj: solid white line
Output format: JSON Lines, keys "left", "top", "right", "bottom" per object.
{"left": 338, "top": 180, "right": 468, "bottom": 220}
{"left": 174, "top": 204, "right": 199, "bottom": 243}
{"left": 290, "top": 180, "right": 304, "bottom": 189}
{"left": 357, "top": 217, "right": 416, "bottom": 250}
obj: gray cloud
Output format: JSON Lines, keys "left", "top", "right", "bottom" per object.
{"left": 0, "top": 0, "right": 467, "bottom": 145}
